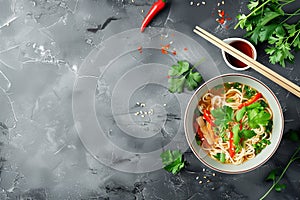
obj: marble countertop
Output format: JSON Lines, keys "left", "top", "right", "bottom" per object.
{"left": 0, "top": 0, "right": 299, "bottom": 199}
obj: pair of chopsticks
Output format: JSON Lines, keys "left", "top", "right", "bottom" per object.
{"left": 193, "top": 26, "right": 300, "bottom": 98}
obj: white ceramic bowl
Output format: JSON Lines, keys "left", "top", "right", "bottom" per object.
{"left": 222, "top": 38, "right": 257, "bottom": 71}
{"left": 184, "top": 73, "right": 284, "bottom": 174}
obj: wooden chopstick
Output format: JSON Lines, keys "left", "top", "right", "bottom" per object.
{"left": 193, "top": 26, "right": 300, "bottom": 98}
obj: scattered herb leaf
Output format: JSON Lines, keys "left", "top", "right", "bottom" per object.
{"left": 168, "top": 61, "right": 203, "bottom": 93}
{"left": 265, "top": 169, "right": 278, "bottom": 182}
{"left": 160, "top": 150, "right": 185, "bottom": 174}
{"left": 274, "top": 184, "right": 287, "bottom": 192}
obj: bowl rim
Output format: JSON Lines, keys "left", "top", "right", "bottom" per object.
{"left": 184, "top": 73, "right": 284, "bottom": 174}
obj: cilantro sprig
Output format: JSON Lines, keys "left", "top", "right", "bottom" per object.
{"left": 168, "top": 60, "right": 203, "bottom": 93}
{"left": 235, "top": 0, "right": 300, "bottom": 67}
{"left": 160, "top": 150, "right": 185, "bottom": 174}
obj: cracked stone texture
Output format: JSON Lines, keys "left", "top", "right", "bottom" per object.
{"left": 0, "top": 0, "right": 300, "bottom": 199}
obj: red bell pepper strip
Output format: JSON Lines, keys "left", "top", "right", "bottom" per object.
{"left": 229, "top": 131, "right": 235, "bottom": 158}
{"left": 239, "top": 120, "right": 243, "bottom": 130}
{"left": 238, "top": 92, "right": 262, "bottom": 109}
{"left": 203, "top": 109, "right": 215, "bottom": 127}
{"left": 140, "top": 0, "right": 166, "bottom": 32}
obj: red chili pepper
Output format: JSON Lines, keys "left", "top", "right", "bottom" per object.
{"left": 229, "top": 131, "right": 235, "bottom": 158}
{"left": 238, "top": 93, "right": 262, "bottom": 109}
{"left": 203, "top": 109, "right": 215, "bottom": 127}
{"left": 140, "top": 0, "right": 166, "bottom": 32}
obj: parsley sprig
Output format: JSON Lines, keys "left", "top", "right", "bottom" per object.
{"left": 168, "top": 60, "right": 203, "bottom": 93}
{"left": 235, "top": 0, "right": 300, "bottom": 67}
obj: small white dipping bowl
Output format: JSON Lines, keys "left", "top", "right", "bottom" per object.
{"left": 222, "top": 38, "right": 257, "bottom": 71}
{"left": 184, "top": 73, "right": 284, "bottom": 174}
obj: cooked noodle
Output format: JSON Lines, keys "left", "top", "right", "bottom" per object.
{"left": 194, "top": 82, "right": 273, "bottom": 165}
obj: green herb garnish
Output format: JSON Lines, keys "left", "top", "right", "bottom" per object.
{"left": 160, "top": 150, "right": 185, "bottom": 174}
{"left": 214, "top": 152, "right": 226, "bottom": 163}
{"left": 235, "top": 0, "right": 300, "bottom": 67}
{"left": 248, "top": 108, "right": 271, "bottom": 129}
{"left": 253, "top": 138, "right": 271, "bottom": 154}
{"left": 244, "top": 85, "right": 256, "bottom": 98}
{"left": 168, "top": 60, "right": 203, "bottom": 93}
{"left": 211, "top": 106, "right": 234, "bottom": 127}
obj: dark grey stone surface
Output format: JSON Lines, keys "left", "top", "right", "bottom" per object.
{"left": 0, "top": 0, "right": 299, "bottom": 199}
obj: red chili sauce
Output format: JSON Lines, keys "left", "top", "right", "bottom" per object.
{"left": 225, "top": 41, "right": 254, "bottom": 68}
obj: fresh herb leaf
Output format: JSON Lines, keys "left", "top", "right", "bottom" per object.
{"left": 235, "top": 0, "right": 300, "bottom": 67}
{"left": 236, "top": 106, "right": 246, "bottom": 121}
{"left": 168, "top": 61, "right": 189, "bottom": 76}
{"left": 160, "top": 150, "right": 185, "bottom": 174}
{"left": 266, "top": 120, "right": 273, "bottom": 133}
{"left": 168, "top": 77, "right": 186, "bottom": 93}
{"left": 274, "top": 184, "right": 286, "bottom": 192}
{"left": 214, "top": 153, "right": 226, "bottom": 163}
{"left": 220, "top": 152, "right": 226, "bottom": 163}
{"left": 168, "top": 61, "right": 203, "bottom": 93}
{"left": 260, "top": 100, "right": 268, "bottom": 108}
{"left": 244, "top": 85, "right": 257, "bottom": 98}
{"left": 265, "top": 169, "right": 278, "bottom": 182}
{"left": 246, "top": 102, "right": 262, "bottom": 110}
{"left": 232, "top": 124, "right": 240, "bottom": 145}
{"left": 211, "top": 106, "right": 234, "bottom": 127}
{"left": 247, "top": 0, "right": 259, "bottom": 11}
{"left": 260, "top": 11, "right": 282, "bottom": 26}
{"left": 248, "top": 109, "right": 271, "bottom": 129}
{"left": 185, "top": 70, "right": 202, "bottom": 91}
{"left": 253, "top": 138, "right": 271, "bottom": 154}
{"left": 241, "top": 130, "right": 256, "bottom": 139}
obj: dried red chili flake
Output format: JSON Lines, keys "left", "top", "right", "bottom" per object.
{"left": 167, "top": 75, "right": 171, "bottom": 79}
{"left": 184, "top": 47, "right": 188, "bottom": 51}
{"left": 216, "top": 9, "right": 231, "bottom": 25}
{"left": 161, "top": 43, "right": 170, "bottom": 54}
{"left": 217, "top": 18, "right": 225, "bottom": 24}
{"left": 172, "top": 50, "right": 177, "bottom": 55}
{"left": 218, "top": 10, "right": 225, "bottom": 18}
{"left": 138, "top": 46, "right": 143, "bottom": 54}
{"left": 161, "top": 48, "right": 168, "bottom": 54}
